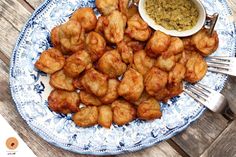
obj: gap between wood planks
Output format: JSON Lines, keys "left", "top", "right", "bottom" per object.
{"left": 17, "top": 0, "right": 34, "bottom": 13}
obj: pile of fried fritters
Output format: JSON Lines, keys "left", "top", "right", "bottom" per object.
{"left": 35, "top": 0, "right": 219, "bottom": 128}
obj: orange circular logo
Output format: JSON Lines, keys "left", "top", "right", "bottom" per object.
{"left": 5, "top": 137, "right": 18, "bottom": 150}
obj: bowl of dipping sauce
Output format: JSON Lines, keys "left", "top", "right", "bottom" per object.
{"left": 139, "top": 0, "right": 206, "bottom": 37}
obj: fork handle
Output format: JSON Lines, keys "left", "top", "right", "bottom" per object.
{"left": 222, "top": 105, "right": 236, "bottom": 121}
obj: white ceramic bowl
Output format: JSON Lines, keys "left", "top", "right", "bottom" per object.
{"left": 139, "top": 0, "right": 206, "bottom": 37}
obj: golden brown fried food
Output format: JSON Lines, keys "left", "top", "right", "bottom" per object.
{"left": 132, "top": 91, "right": 151, "bottom": 106}
{"left": 127, "top": 40, "right": 145, "bottom": 52}
{"left": 111, "top": 99, "right": 136, "bottom": 125}
{"left": 154, "top": 88, "right": 169, "bottom": 101}
{"left": 118, "top": 68, "right": 144, "bottom": 101}
{"left": 144, "top": 67, "right": 168, "bottom": 96}
{"left": 155, "top": 55, "right": 176, "bottom": 72}
{"left": 48, "top": 89, "right": 79, "bottom": 114}
{"left": 50, "top": 70, "right": 75, "bottom": 91}
{"left": 168, "top": 63, "right": 186, "bottom": 84}
{"left": 95, "top": 16, "right": 106, "bottom": 35}
{"left": 98, "top": 105, "right": 113, "bottom": 128}
{"left": 146, "top": 31, "right": 171, "bottom": 58}
{"left": 97, "top": 50, "right": 127, "bottom": 78}
{"left": 137, "top": 98, "right": 162, "bottom": 120}
{"left": 104, "top": 10, "right": 127, "bottom": 43}
{"left": 167, "top": 37, "right": 184, "bottom": 55}
{"left": 81, "top": 68, "right": 108, "bottom": 97}
{"left": 182, "top": 37, "right": 195, "bottom": 51}
{"left": 117, "top": 41, "right": 133, "bottom": 64}
{"left": 80, "top": 91, "right": 102, "bottom": 106}
{"left": 133, "top": 50, "right": 155, "bottom": 76}
{"left": 51, "top": 26, "right": 61, "bottom": 50}
{"left": 73, "top": 106, "right": 98, "bottom": 127}
{"left": 100, "top": 79, "right": 119, "bottom": 104}
{"left": 166, "top": 82, "right": 183, "bottom": 99}
{"left": 96, "top": 0, "right": 118, "bottom": 15}
{"left": 63, "top": 50, "right": 91, "bottom": 78}
{"left": 178, "top": 50, "right": 194, "bottom": 65}
{"left": 118, "top": 0, "right": 138, "bottom": 18}
{"left": 35, "top": 48, "right": 65, "bottom": 74}
{"left": 73, "top": 77, "right": 84, "bottom": 89}
{"left": 125, "top": 14, "right": 151, "bottom": 41}
{"left": 70, "top": 8, "right": 97, "bottom": 32}
{"left": 85, "top": 31, "right": 106, "bottom": 62}
{"left": 185, "top": 52, "right": 207, "bottom": 83}
{"left": 58, "top": 20, "right": 85, "bottom": 54}
{"left": 191, "top": 29, "right": 219, "bottom": 56}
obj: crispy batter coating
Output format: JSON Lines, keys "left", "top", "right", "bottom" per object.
{"left": 95, "top": 16, "right": 106, "bottom": 35}
{"left": 154, "top": 88, "right": 169, "bottom": 101}
{"left": 144, "top": 67, "right": 168, "bottom": 96}
{"left": 167, "top": 37, "right": 184, "bottom": 55}
{"left": 132, "top": 91, "right": 151, "bottom": 106}
{"left": 125, "top": 14, "right": 151, "bottom": 41}
{"left": 117, "top": 41, "right": 133, "bottom": 64}
{"left": 70, "top": 8, "right": 97, "bottom": 32}
{"left": 96, "top": 0, "right": 118, "bottom": 15}
{"left": 185, "top": 52, "right": 207, "bottom": 83}
{"left": 118, "top": 0, "right": 138, "bottom": 18}
{"left": 191, "top": 29, "right": 219, "bottom": 56}
{"left": 104, "top": 11, "right": 127, "bottom": 43}
{"left": 127, "top": 40, "right": 145, "bottom": 52}
{"left": 51, "top": 26, "right": 61, "bottom": 50}
{"left": 155, "top": 55, "right": 176, "bottom": 72}
{"left": 73, "top": 106, "right": 98, "bottom": 127}
{"left": 50, "top": 70, "right": 75, "bottom": 91}
{"left": 118, "top": 68, "right": 144, "bottom": 101}
{"left": 133, "top": 50, "right": 155, "bottom": 76}
{"left": 58, "top": 20, "right": 85, "bottom": 54}
{"left": 182, "top": 37, "right": 195, "bottom": 51}
{"left": 137, "top": 98, "right": 162, "bottom": 120}
{"left": 81, "top": 68, "right": 108, "bottom": 97}
{"left": 111, "top": 99, "right": 136, "bottom": 125}
{"left": 35, "top": 48, "right": 65, "bottom": 74}
{"left": 166, "top": 82, "right": 183, "bottom": 99}
{"left": 73, "top": 77, "right": 84, "bottom": 90}
{"left": 80, "top": 91, "right": 102, "bottom": 106}
{"left": 98, "top": 50, "right": 127, "bottom": 78}
{"left": 98, "top": 105, "right": 113, "bottom": 128}
{"left": 168, "top": 63, "right": 186, "bottom": 84}
{"left": 178, "top": 50, "right": 194, "bottom": 65}
{"left": 64, "top": 50, "right": 91, "bottom": 78}
{"left": 146, "top": 31, "right": 171, "bottom": 58}
{"left": 48, "top": 89, "right": 79, "bottom": 114}
{"left": 85, "top": 31, "right": 106, "bottom": 62}
{"left": 100, "top": 79, "right": 119, "bottom": 104}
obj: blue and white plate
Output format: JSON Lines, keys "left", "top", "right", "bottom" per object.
{"left": 10, "top": 0, "right": 236, "bottom": 155}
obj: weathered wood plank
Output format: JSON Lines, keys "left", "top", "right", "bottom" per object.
{"left": 24, "top": 0, "right": 44, "bottom": 9}
{"left": 201, "top": 120, "right": 236, "bottom": 157}
{"left": 172, "top": 111, "right": 228, "bottom": 157}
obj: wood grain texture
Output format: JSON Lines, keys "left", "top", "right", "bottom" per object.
{"left": 172, "top": 111, "right": 228, "bottom": 157}
{"left": 25, "top": 0, "right": 44, "bottom": 9}
{"left": 201, "top": 120, "right": 236, "bottom": 157}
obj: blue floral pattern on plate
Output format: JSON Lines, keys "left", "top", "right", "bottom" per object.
{"left": 9, "top": 0, "right": 236, "bottom": 155}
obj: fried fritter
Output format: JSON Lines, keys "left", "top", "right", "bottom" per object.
{"left": 118, "top": 68, "right": 144, "bottom": 101}
{"left": 166, "top": 82, "right": 183, "bottom": 99}
{"left": 154, "top": 87, "right": 169, "bottom": 101}
{"left": 85, "top": 31, "right": 106, "bottom": 62}
{"left": 70, "top": 7, "right": 97, "bottom": 32}
{"left": 94, "top": 16, "right": 106, "bottom": 35}
{"left": 137, "top": 98, "right": 162, "bottom": 120}
{"left": 80, "top": 91, "right": 102, "bottom": 106}
{"left": 111, "top": 99, "right": 136, "bottom": 125}
{"left": 132, "top": 91, "right": 151, "bottom": 106}
{"left": 168, "top": 63, "right": 186, "bottom": 84}
{"left": 117, "top": 41, "right": 134, "bottom": 64}
{"left": 155, "top": 55, "right": 176, "bottom": 72}
{"left": 100, "top": 79, "right": 119, "bottom": 104}
{"left": 118, "top": 0, "right": 138, "bottom": 18}
{"left": 97, "top": 49, "right": 127, "bottom": 78}
{"left": 50, "top": 26, "right": 61, "bottom": 50}
{"left": 48, "top": 89, "right": 79, "bottom": 114}
{"left": 49, "top": 70, "right": 75, "bottom": 91}
{"left": 35, "top": 48, "right": 65, "bottom": 74}
{"left": 63, "top": 50, "right": 91, "bottom": 78}
{"left": 81, "top": 68, "right": 108, "bottom": 97}
{"left": 73, "top": 77, "right": 84, "bottom": 90}
{"left": 182, "top": 37, "right": 195, "bottom": 51}
{"left": 133, "top": 50, "right": 155, "bottom": 76}
{"left": 167, "top": 37, "right": 184, "bottom": 55}
{"left": 73, "top": 106, "right": 98, "bottom": 127}
{"left": 98, "top": 105, "right": 113, "bottom": 128}
{"left": 96, "top": 0, "right": 118, "bottom": 15}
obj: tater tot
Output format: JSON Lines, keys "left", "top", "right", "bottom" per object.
{"left": 155, "top": 55, "right": 176, "bottom": 72}
{"left": 145, "top": 31, "right": 171, "bottom": 58}
{"left": 98, "top": 50, "right": 127, "bottom": 78}
{"left": 73, "top": 106, "right": 98, "bottom": 127}
{"left": 49, "top": 70, "right": 75, "bottom": 91}
{"left": 81, "top": 68, "right": 108, "bottom": 97}
{"left": 80, "top": 91, "right": 102, "bottom": 106}
{"left": 118, "top": 68, "right": 144, "bottom": 101}
{"left": 35, "top": 48, "right": 65, "bottom": 74}
{"left": 48, "top": 89, "right": 80, "bottom": 114}
{"left": 185, "top": 52, "right": 208, "bottom": 83}
{"left": 96, "top": 0, "right": 118, "bottom": 15}
{"left": 137, "top": 98, "right": 162, "bottom": 120}
{"left": 63, "top": 50, "right": 91, "bottom": 78}
{"left": 168, "top": 63, "right": 186, "bottom": 84}
{"left": 104, "top": 11, "right": 127, "bottom": 43}
{"left": 144, "top": 67, "right": 168, "bottom": 96}
{"left": 98, "top": 105, "right": 113, "bottom": 128}
{"left": 85, "top": 31, "right": 106, "bottom": 62}
{"left": 70, "top": 8, "right": 97, "bottom": 32}
{"left": 133, "top": 50, "right": 155, "bottom": 76}
{"left": 111, "top": 99, "right": 136, "bottom": 125}
{"left": 100, "top": 79, "right": 119, "bottom": 104}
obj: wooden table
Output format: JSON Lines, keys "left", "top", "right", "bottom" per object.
{"left": 0, "top": 0, "right": 236, "bottom": 156}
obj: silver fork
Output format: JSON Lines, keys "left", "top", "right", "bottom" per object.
{"left": 183, "top": 83, "right": 235, "bottom": 120}
{"left": 206, "top": 56, "right": 236, "bottom": 76}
